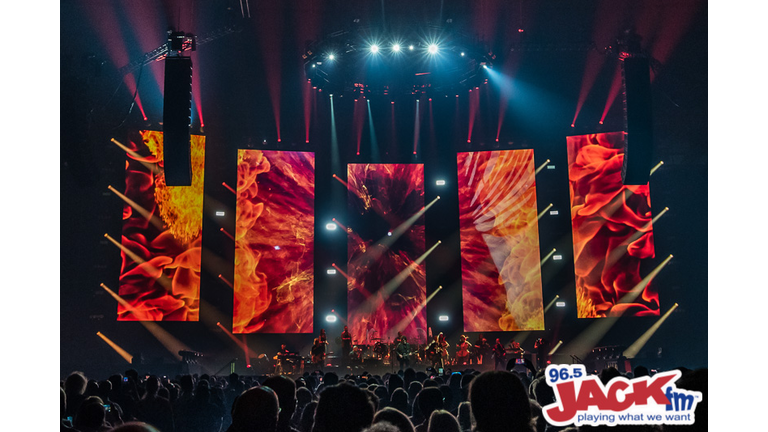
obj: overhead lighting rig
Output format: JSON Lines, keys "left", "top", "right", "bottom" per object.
{"left": 303, "top": 24, "right": 493, "bottom": 97}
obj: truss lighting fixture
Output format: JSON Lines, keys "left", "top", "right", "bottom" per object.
{"left": 550, "top": 210, "right": 559, "bottom": 216}
{"left": 328, "top": 54, "right": 335, "bottom": 60}
{"left": 370, "top": 44, "right": 380, "bottom": 54}
{"left": 556, "top": 301, "right": 566, "bottom": 308}
{"left": 327, "top": 269, "right": 337, "bottom": 275}
{"left": 428, "top": 44, "right": 439, "bottom": 54}
{"left": 325, "top": 314, "right": 337, "bottom": 323}
{"left": 408, "top": 45, "right": 415, "bottom": 51}
{"left": 392, "top": 44, "right": 401, "bottom": 52}
{"left": 438, "top": 315, "right": 449, "bottom": 321}
{"left": 436, "top": 180, "right": 446, "bottom": 186}
{"left": 215, "top": 211, "right": 225, "bottom": 217}
{"left": 553, "top": 254, "right": 563, "bottom": 261}
{"left": 326, "top": 223, "right": 337, "bottom": 230}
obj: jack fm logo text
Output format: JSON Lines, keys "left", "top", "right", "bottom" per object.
{"left": 541, "top": 364, "right": 703, "bottom": 427}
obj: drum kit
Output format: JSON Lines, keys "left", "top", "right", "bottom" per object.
{"left": 349, "top": 336, "right": 433, "bottom": 365}
{"left": 350, "top": 338, "right": 391, "bottom": 362}
{"left": 273, "top": 352, "right": 306, "bottom": 374}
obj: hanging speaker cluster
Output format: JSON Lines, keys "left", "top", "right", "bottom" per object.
{"left": 162, "top": 31, "right": 194, "bottom": 186}
{"left": 618, "top": 31, "right": 653, "bottom": 186}
{"left": 621, "top": 55, "right": 653, "bottom": 186}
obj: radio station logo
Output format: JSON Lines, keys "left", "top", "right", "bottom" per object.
{"left": 541, "top": 364, "right": 702, "bottom": 427}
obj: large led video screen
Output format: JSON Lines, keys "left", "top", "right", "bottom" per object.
{"left": 347, "top": 164, "right": 427, "bottom": 345}
{"left": 234, "top": 150, "right": 315, "bottom": 333}
{"left": 567, "top": 132, "right": 659, "bottom": 317}
{"left": 118, "top": 130, "right": 205, "bottom": 321}
{"left": 457, "top": 150, "right": 545, "bottom": 332}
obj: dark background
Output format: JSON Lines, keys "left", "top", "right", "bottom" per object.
{"left": 59, "top": 0, "right": 708, "bottom": 380}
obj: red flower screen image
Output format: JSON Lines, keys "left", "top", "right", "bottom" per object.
{"left": 347, "top": 164, "right": 427, "bottom": 345}
{"left": 457, "top": 150, "right": 545, "bottom": 332}
{"left": 118, "top": 130, "right": 205, "bottom": 321}
{"left": 234, "top": 150, "right": 315, "bottom": 333}
{"left": 567, "top": 132, "right": 659, "bottom": 318}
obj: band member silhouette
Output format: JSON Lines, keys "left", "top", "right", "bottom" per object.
{"left": 395, "top": 336, "right": 412, "bottom": 370}
{"left": 341, "top": 326, "right": 353, "bottom": 367}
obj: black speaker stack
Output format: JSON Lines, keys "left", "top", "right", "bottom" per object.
{"left": 162, "top": 31, "right": 194, "bottom": 186}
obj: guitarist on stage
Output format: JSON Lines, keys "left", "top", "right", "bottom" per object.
{"left": 311, "top": 338, "right": 325, "bottom": 370}
{"left": 395, "top": 336, "right": 412, "bottom": 370}
{"left": 492, "top": 338, "right": 507, "bottom": 371}
{"left": 472, "top": 334, "right": 490, "bottom": 366}
{"left": 341, "top": 326, "right": 353, "bottom": 367}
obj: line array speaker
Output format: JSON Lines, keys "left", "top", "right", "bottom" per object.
{"left": 163, "top": 56, "right": 193, "bottom": 186}
{"left": 621, "top": 56, "right": 653, "bottom": 185}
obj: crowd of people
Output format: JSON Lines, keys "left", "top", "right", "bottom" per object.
{"left": 60, "top": 363, "right": 707, "bottom": 432}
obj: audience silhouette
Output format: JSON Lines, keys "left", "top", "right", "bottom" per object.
{"left": 59, "top": 362, "right": 706, "bottom": 432}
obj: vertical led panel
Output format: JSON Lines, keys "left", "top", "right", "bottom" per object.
{"left": 567, "top": 132, "right": 659, "bottom": 318}
{"left": 457, "top": 150, "right": 545, "bottom": 332}
{"left": 347, "top": 164, "right": 426, "bottom": 344}
{"left": 234, "top": 150, "right": 315, "bottom": 333}
{"left": 118, "top": 130, "right": 205, "bottom": 321}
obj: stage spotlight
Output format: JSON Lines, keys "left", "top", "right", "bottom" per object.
{"left": 553, "top": 254, "right": 563, "bottom": 261}
{"left": 370, "top": 44, "right": 380, "bottom": 54}
{"left": 325, "top": 314, "right": 338, "bottom": 323}
{"left": 650, "top": 161, "right": 665, "bottom": 176}
{"left": 435, "top": 180, "right": 446, "bottom": 186}
{"left": 460, "top": 52, "right": 465, "bottom": 56}
{"left": 392, "top": 44, "right": 401, "bottom": 52}
{"left": 408, "top": 45, "right": 415, "bottom": 51}
{"left": 428, "top": 44, "right": 439, "bottom": 54}
{"left": 215, "top": 211, "right": 225, "bottom": 217}
{"left": 328, "top": 54, "right": 335, "bottom": 60}
{"left": 483, "top": 64, "right": 488, "bottom": 69}
{"left": 327, "top": 268, "right": 337, "bottom": 275}
{"left": 326, "top": 223, "right": 337, "bottom": 230}
{"left": 438, "top": 315, "right": 449, "bottom": 322}
{"left": 556, "top": 301, "right": 566, "bottom": 308}
{"left": 387, "top": 231, "right": 392, "bottom": 237}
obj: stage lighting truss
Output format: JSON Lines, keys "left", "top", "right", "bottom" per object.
{"left": 302, "top": 25, "right": 494, "bottom": 97}
{"left": 118, "top": 24, "right": 241, "bottom": 77}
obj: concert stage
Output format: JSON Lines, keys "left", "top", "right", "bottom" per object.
{"left": 59, "top": 0, "right": 709, "bottom": 381}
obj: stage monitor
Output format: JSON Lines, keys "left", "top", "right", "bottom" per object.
{"left": 346, "top": 164, "right": 427, "bottom": 345}
{"left": 457, "top": 150, "right": 545, "bottom": 332}
{"left": 233, "top": 150, "right": 315, "bottom": 333}
{"left": 567, "top": 132, "right": 659, "bottom": 317}
{"left": 118, "top": 130, "right": 205, "bottom": 321}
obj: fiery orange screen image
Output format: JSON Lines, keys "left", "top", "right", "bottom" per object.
{"left": 234, "top": 150, "right": 315, "bottom": 333}
{"left": 457, "top": 150, "right": 545, "bottom": 332}
{"left": 347, "top": 164, "right": 427, "bottom": 345}
{"left": 567, "top": 132, "right": 659, "bottom": 318}
{"left": 118, "top": 130, "right": 205, "bottom": 321}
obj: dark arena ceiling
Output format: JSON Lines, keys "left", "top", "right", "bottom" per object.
{"left": 57, "top": 0, "right": 712, "bottom": 381}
